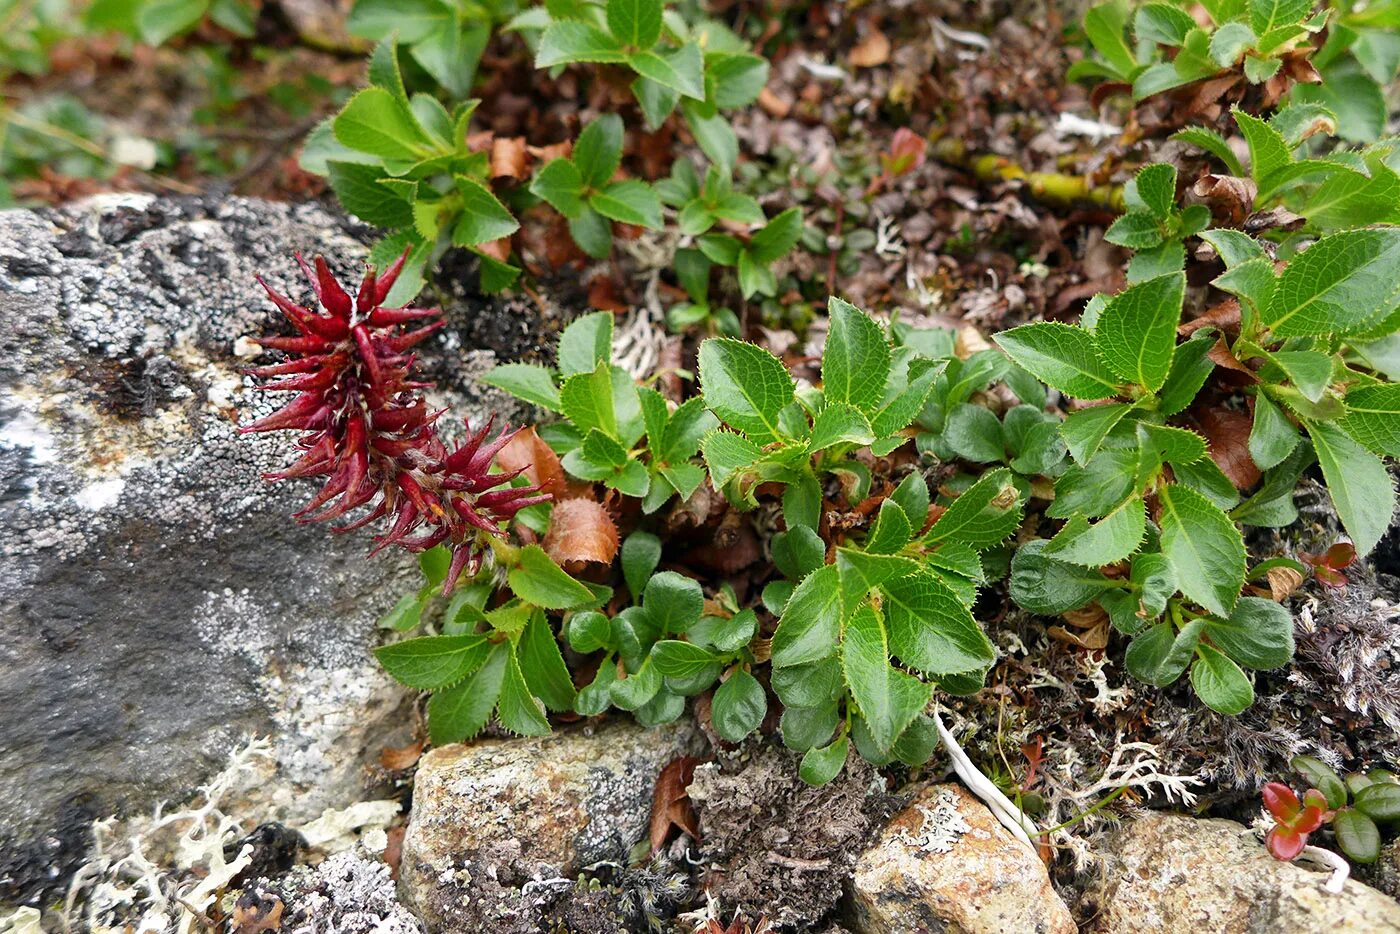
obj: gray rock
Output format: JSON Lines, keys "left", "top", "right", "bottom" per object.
{"left": 0, "top": 195, "right": 543, "bottom": 903}
{"left": 1092, "top": 812, "right": 1400, "bottom": 932}
{"left": 848, "top": 783, "right": 1075, "bottom": 934}
{"left": 399, "top": 718, "right": 703, "bottom": 933}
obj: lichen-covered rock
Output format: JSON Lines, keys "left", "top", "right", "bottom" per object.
{"left": 1092, "top": 813, "right": 1400, "bottom": 933}
{"left": 686, "top": 744, "right": 895, "bottom": 931}
{"left": 0, "top": 195, "right": 542, "bottom": 904}
{"left": 399, "top": 718, "right": 703, "bottom": 933}
{"left": 258, "top": 852, "right": 423, "bottom": 934}
{"left": 848, "top": 783, "right": 1074, "bottom": 934}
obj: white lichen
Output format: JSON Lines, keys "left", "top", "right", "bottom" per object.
{"left": 894, "top": 789, "right": 972, "bottom": 855}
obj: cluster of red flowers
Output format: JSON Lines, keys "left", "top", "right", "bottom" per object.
{"left": 240, "top": 250, "right": 548, "bottom": 591}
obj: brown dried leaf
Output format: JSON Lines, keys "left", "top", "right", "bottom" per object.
{"left": 379, "top": 740, "right": 424, "bottom": 771}
{"left": 1198, "top": 406, "right": 1261, "bottom": 490}
{"left": 1179, "top": 297, "right": 1241, "bottom": 337}
{"left": 490, "top": 136, "right": 528, "bottom": 180}
{"left": 849, "top": 28, "right": 891, "bottom": 67}
{"left": 649, "top": 755, "right": 701, "bottom": 852}
{"left": 497, "top": 426, "right": 568, "bottom": 499}
{"left": 1192, "top": 174, "right": 1255, "bottom": 227}
{"left": 476, "top": 236, "right": 512, "bottom": 262}
{"left": 543, "top": 497, "right": 620, "bottom": 567}
{"left": 1267, "top": 566, "right": 1305, "bottom": 602}
{"left": 757, "top": 87, "right": 791, "bottom": 118}
{"left": 232, "top": 895, "right": 283, "bottom": 934}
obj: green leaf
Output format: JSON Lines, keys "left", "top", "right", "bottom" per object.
{"left": 944, "top": 404, "right": 1005, "bottom": 463}
{"left": 842, "top": 603, "right": 933, "bottom": 754}
{"left": 683, "top": 102, "right": 739, "bottom": 170}
{"left": 698, "top": 337, "right": 796, "bottom": 445}
{"left": 781, "top": 704, "right": 840, "bottom": 752}
{"left": 530, "top": 158, "right": 586, "bottom": 218}
{"left": 629, "top": 44, "right": 705, "bottom": 99}
{"left": 864, "top": 500, "right": 913, "bottom": 555}
{"left": 771, "top": 565, "right": 842, "bottom": 667}
{"left": 1172, "top": 126, "right": 1246, "bottom": 176}
{"left": 1247, "top": 392, "right": 1298, "bottom": 471}
{"left": 519, "top": 613, "right": 576, "bottom": 710}
{"left": 663, "top": 397, "right": 720, "bottom": 462}
{"left": 1292, "top": 755, "right": 1349, "bottom": 809}
{"left": 701, "top": 429, "right": 763, "bottom": 490}
{"left": 1009, "top": 540, "right": 1113, "bottom": 614}
{"left": 643, "top": 571, "right": 704, "bottom": 634}
{"left": 1340, "top": 383, "right": 1400, "bottom": 457}
{"left": 890, "top": 471, "right": 931, "bottom": 531}
{"left": 924, "top": 468, "right": 1023, "bottom": 548}
{"left": 1190, "top": 643, "right": 1254, "bottom": 714}
{"left": 1135, "top": 3, "right": 1196, "bottom": 45}
{"left": 650, "top": 639, "right": 721, "bottom": 677}
{"left": 621, "top": 530, "right": 661, "bottom": 600}
{"left": 1234, "top": 109, "right": 1292, "bottom": 195}
{"left": 799, "top": 735, "right": 849, "bottom": 785}
{"left": 558, "top": 311, "right": 614, "bottom": 378}
{"left": 1133, "top": 552, "right": 1176, "bottom": 618}
{"left": 836, "top": 551, "right": 918, "bottom": 614}
{"left": 137, "top": 0, "right": 205, "bottom": 45}
{"left": 882, "top": 570, "right": 995, "bottom": 675}
{"left": 573, "top": 115, "right": 624, "bottom": 189}
{"left": 1045, "top": 495, "right": 1147, "bottom": 566}
{"left": 1210, "top": 20, "right": 1257, "bottom": 66}
{"left": 606, "top": 0, "right": 662, "bottom": 48}
{"left": 1060, "top": 403, "right": 1132, "bottom": 465}
{"left": 1204, "top": 596, "right": 1295, "bottom": 670}
{"left": 1305, "top": 418, "right": 1395, "bottom": 556}
{"left": 1084, "top": 0, "right": 1138, "bottom": 75}
{"left": 536, "top": 20, "right": 627, "bottom": 66}
{"left": 1128, "top": 164, "right": 1179, "bottom": 220}
{"left": 610, "top": 656, "right": 662, "bottom": 709}
{"left": 823, "top": 297, "right": 891, "bottom": 413}
{"left": 375, "top": 634, "right": 490, "bottom": 690}
{"left": 710, "top": 52, "right": 771, "bottom": 108}
{"left": 333, "top": 87, "right": 434, "bottom": 162}
{"left": 809, "top": 403, "right": 875, "bottom": 452}
{"left": 1333, "top": 808, "right": 1382, "bottom": 864}
{"left": 495, "top": 647, "right": 551, "bottom": 736}
{"left": 749, "top": 207, "right": 804, "bottom": 263}
{"left": 1126, "top": 619, "right": 1204, "bottom": 686}
{"left": 1104, "top": 211, "right": 1165, "bottom": 250}
{"left": 568, "top": 206, "right": 613, "bottom": 259}
{"left": 994, "top": 323, "right": 1122, "bottom": 400}
{"left": 452, "top": 176, "right": 520, "bottom": 247}
{"left": 1355, "top": 783, "right": 1400, "bottom": 821}
{"left": 508, "top": 545, "right": 596, "bottom": 609}
{"left": 1157, "top": 484, "right": 1246, "bottom": 617}
{"left": 566, "top": 610, "right": 612, "bottom": 653}
{"left": 482, "top": 364, "right": 562, "bottom": 411}
{"left": 427, "top": 643, "right": 508, "bottom": 744}
{"left": 591, "top": 179, "right": 663, "bottom": 227}
{"left": 327, "top": 163, "right": 415, "bottom": 227}
{"left": 772, "top": 656, "right": 843, "bottom": 709}
{"left": 711, "top": 669, "right": 767, "bottom": 742}
{"left": 1266, "top": 351, "right": 1333, "bottom": 403}
{"left": 1095, "top": 272, "right": 1185, "bottom": 392}
{"left": 1264, "top": 229, "right": 1400, "bottom": 337}
{"left": 1249, "top": 0, "right": 1310, "bottom": 36}
{"left": 574, "top": 659, "right": 618, "bottom": 715}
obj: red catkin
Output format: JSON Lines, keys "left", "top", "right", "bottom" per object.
{"left": 241, "top": 249, "right": 549, "bottom": 592}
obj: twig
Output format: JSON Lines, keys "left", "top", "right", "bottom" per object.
{"left": 933, "top": 707, "right": 1038, "bottom": 851}
{"left": 928, "top": 136, "right": 1125, "bottom": 211}
{"left": 1297, "top": 845, "right": 1349, "bottom": 894}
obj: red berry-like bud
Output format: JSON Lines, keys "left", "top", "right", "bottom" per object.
{"left": 241, "top": 249, "right": 549, "bottom": 591}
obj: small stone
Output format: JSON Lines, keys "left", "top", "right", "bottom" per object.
{"left": 1094, "top": 813, "right": 1400, "bottom": 933}
{"left": 849, "top": 783, "right": 1075, "bottom": 934}
{"left": 398, "top": 719, "right": 702, "bottom": 933}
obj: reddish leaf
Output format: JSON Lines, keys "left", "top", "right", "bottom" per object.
{"left": 379, "top": 739, "right": 424, "bottom": 771}
{"left": 1263, "top": 782, "right": 1301, "bottom": 822}
{"left": 543, "top": 497, "right": 619, "bottom": 568}
{"left": 650, "top": 755, "right": 701, "bottom": 852}
{"left": 1266, "top": 825, "right": 1307, "bottom": 861}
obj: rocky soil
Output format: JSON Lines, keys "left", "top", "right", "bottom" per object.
{"left": 0, "top": 195, "right": 550, "bottom": 903}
